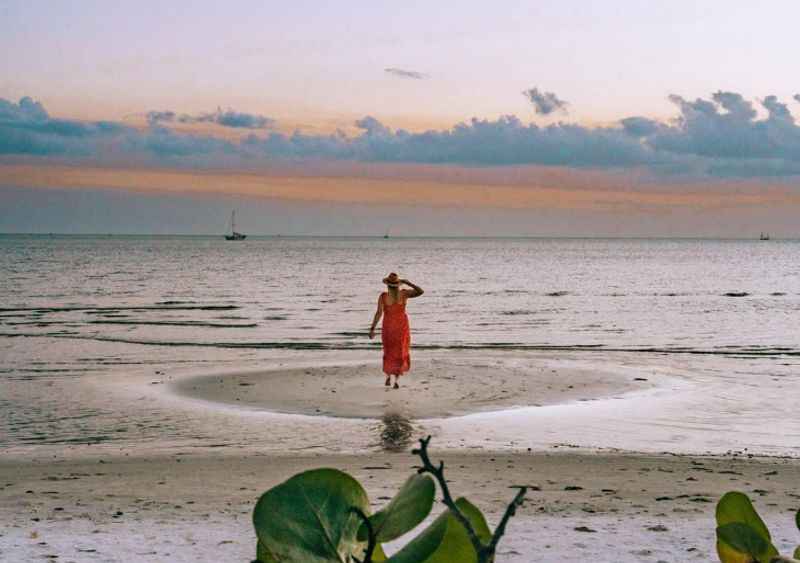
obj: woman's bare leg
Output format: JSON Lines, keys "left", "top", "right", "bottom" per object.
{"left": 393, "top": 374, "right": 400, "bottom": 389}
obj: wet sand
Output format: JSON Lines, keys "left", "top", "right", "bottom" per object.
{"left": 3, "top": 352, "right": 800, "bottom": 561}
{"left": 172, "top": 358, "right": 652, "bottom": 418}
{"left": 2, "top": 449, "right": 800, "bottom": 562}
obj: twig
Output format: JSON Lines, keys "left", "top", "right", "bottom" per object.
{"left": 350, "top": 507, "right": 376, "bottom": 563}
{"left": 486, "top": 485, "right": 527, "bottom": 555}
{"left": 412, "top": 435, "right": 528, "bottom": 563}
{"left": 412, "top": 436, "right": 486, "bottom": 556}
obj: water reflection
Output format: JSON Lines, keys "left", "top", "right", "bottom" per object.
{"left": 379, "top": 412, "right": 414, "bottom": 452}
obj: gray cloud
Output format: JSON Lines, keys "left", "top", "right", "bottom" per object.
{"left": 522, "top": 88, "right": 568, "bottom": 115}
{"left": 146, "top": 110, "right": 177, "bottom": 125}
{"left": 384, "top": 67, "right": 428, "bottom": 80}
{"left": 5, "top": 93, "right": 800, "bottom": 178}
{"left": 147, "top": 107, "right": 274, "bottom": 129}
{"left": 0, "top": 97, "right": 133, "bottom": 156}
{"left": 793, "top": 94, "right": 800, "bottom": 104}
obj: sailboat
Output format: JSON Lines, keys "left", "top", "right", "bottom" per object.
{"left": 225, "top": 210, "right": 247, "bottom": 241}
{"left": 759, "top": 232, "right": 770, "bottom": 241}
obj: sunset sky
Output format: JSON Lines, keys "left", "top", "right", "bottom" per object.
{"left": 2, "top": 0, "right": 800, "bottom": 236}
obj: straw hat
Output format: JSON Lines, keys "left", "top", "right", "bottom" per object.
{"left": 382, "top": 272, "right": 400, "bottom": 287}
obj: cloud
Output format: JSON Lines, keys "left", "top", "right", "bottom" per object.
{"left": 384, "top": 67, "right": 428, "bottom": 80}
{"left": 0, "top": 96, "right": 49, "bottom": 121}
{"left": 147, "top": 107, "right": 274, "bottom": 129}
{"left": 146, "top": 110, "right": 177, "bottom": 125}
{"left": 5, "top": 92, "right": 800, "bottom": 178}
{"left": 522, "top": 88, "right": 568, "bottom": 115}
{"left": 794, "top": 94, "right": 800, "bottom": 104}
{"left": 0, "top": 97, "right": 134, "bottom": 156}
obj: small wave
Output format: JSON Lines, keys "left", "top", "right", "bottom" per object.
{"left": 2, "top": 332, "right": 798, "bottom": 357}
{"left": 724, "top": 292, "right": 749, "bottom": 297}
{"left": 87, "top": 320, "right": 258, "bottom": 328}
{"left": 546, "top": 291, "right": 569, "bottom": 297}
{"left": 0, "top": 305, "right": 240, "bottom": 313}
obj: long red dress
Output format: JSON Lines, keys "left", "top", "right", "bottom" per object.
{"left": 381, "top": 292, "right": 411, "bottom": 376}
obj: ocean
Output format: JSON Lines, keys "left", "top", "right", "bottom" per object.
{"left": 1, "top": 234, "right": 799, "bottom": 453}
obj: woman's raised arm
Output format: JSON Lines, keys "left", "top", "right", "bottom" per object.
{"left": 401, "top": 279, "right": 424, "bottom": 298}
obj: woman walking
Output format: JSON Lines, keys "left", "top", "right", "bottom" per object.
{"left": 369, "top": 273, "right": 424, "bottom": 389}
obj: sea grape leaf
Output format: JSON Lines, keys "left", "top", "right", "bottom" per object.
{"left": 358, "top": 474, "right": 435, "bottom": 543}
{"left": 256, "top": 539, "right": 279, "bottom": 563}
{"left": 794, "top": 545, "right": 800, "bottom": 560}
{"left": 373, "top": 542, "right": 388, "bottom": 562}
{"left": 716, "top": 523, "right": 770, "bottom": 562}
{"left": 715, "top": 492, "right": 778, "bottom": 562}
{"left": 252, "top": 468, "right": 369, "bottom": 563}
{"left": 716, "top": 540, "right": 754, "bottom": 563}
{"left": 796, "top": 507, "right": 800, "bottom": 531}
{"left": 386, "top": 497, "right": 491, "bottom": 563}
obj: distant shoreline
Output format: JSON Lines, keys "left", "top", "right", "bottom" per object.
{"left": 0, "top": 232, "right": 796, "bottom": 241}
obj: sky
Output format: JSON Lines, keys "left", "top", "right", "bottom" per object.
{"left": 2, "top": 0, "right": 800, "bottom": 236}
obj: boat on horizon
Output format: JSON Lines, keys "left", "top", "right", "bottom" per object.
{"left": 225, "top": 210, "right": 247, "bottom": 241}
{"left": 759, "top": 232, "right": 770, "bottom": 241}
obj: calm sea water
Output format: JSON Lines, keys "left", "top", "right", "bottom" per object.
{"left": 1, "top": 235, "right": 798, "bottom": 449}
{"left": 1, "top": 235, "right": 798, "bottom": 354}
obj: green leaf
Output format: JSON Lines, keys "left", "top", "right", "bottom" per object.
{"left": 795, "top": 507, "right": 800, "bottom": 532}
{"left": 373, "top": 542, "right": 388, "bottom": 562}
{"left": 715, "top": 492, "right": 778, "bottom": 561}
{"left": 256, "top": 539, "right": 279, "bottom": 563}
{"left": 716, "top": 523, "right": 770, "bottom": 561}
{"left": 252, "top": 468, "right": 369, "bottom": 563}
{"left": 386, "top": 497, "right": 490, "bottom": 563}
{"left": 794, "top": 546, "right": 800, "bottom": 560}
{"left": 358, "top": 474, "right": 435, "bottom": 543}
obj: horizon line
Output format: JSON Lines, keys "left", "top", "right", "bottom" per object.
{"left": 0, "top": 232, "right": 794, "bottom": 241}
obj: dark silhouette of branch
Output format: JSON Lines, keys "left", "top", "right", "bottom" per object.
{"left": 412, "top": 435, "right": 527, "bottom": 563}
{"left": 412, "top": 435, "right": 486, "bottom": 556}
{"left": 350, "top": 507, "right": 376, "bottom": 563}
{"left": 486, "top": 485, "right": 527, "bottom": 555}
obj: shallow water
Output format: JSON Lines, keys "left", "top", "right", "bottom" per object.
{"left": 2, "top": 235, "right": 798, "bottom": 353}
{"left": 1, "top": 235, "right": 799, "bottom": 451}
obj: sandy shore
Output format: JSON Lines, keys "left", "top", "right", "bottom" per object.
{"left": 3, "top": 448, "right": 800, "bottom": 562}
{"left": 172, "top": 358, "right": 651, "bottom": 418}
{"left": 4, "top": 351, "right": 800, "bottom": 561}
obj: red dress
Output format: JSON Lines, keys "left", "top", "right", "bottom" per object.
{"left": 381, "top": 292, "right": 411, "bottom": 376}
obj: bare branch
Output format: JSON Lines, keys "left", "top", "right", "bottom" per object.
{"left": 412, "top": 436, "right": 529, "bottom": 563}
{"left": 412, "top": 435, "right": 485, "bottom": 555}
{"left": 486, "top": 486, "right": 527, "bottom": 554}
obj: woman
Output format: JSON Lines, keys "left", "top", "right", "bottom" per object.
{"left": 369, "top": 273, "right": 424, "bottom": 389}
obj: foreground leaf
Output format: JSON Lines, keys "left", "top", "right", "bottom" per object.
{"left": 717, "top": 523, "right": 770, "bottom": 561}
{"left": 358, "top": 474, "right": 435, "bottom": 543}
{"left": 716, "top": 492, "right": 778, "bottom": 563}
{"left": 256, "top": 539, "right": 279, "bottom": 563}
{"left": 386, "top": 497, "right": 491, "bottom": 563}
{"left": 253, "top": 468, "right": 369, "bottom": 563}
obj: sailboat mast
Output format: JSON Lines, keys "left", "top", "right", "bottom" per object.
{"left": 231, "top": 210, "right": 236, "bottom": 234}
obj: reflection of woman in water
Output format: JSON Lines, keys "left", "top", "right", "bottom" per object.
{"left": 369, "top": 273, "right": 424, "bottom": 389}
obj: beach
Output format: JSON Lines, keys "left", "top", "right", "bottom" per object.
{"left": 2, "top": 349, "right": 800, "bottom": 562}
{"left": 4, "top": 442, "right": 800, "bottom": 562}
{"left": 2, "top": 235, "right": 799, "bottom": 561}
